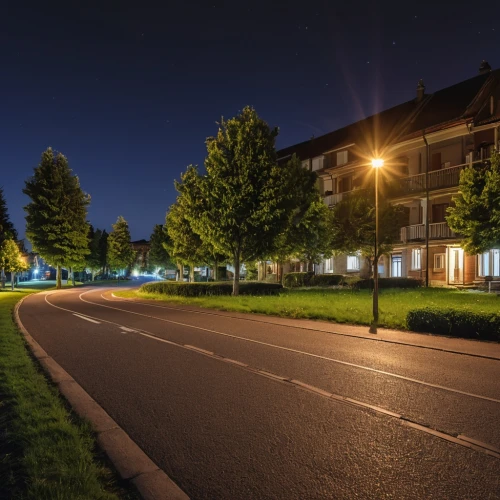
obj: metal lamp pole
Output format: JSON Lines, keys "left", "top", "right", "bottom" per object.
{"left": 370, "top": 159, "right": 384, "bottom": 334}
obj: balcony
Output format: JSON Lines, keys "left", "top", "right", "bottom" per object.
{"left": 392, "top": 162, "right": 476, "bottom": 197}
{"left": 324, "top": 192, "right": 345, "bottom": 206}
{"left": 400, "top": 222, "right": 457, "bottom": 243}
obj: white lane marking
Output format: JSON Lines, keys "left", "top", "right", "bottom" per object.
{"left": 39, "top": 292, "right": 500, "bottom": 460}
{"left": 73, "top": 313, "right": 101, "bottom": 324}
{"left": 120, "top": 326, "right": 136, "bottom": 332}
{"left": 105, "top": 292, "right": 500, "bottom": 362}
{"left": 78, "top": 290, "right": 500, "bottom": 405}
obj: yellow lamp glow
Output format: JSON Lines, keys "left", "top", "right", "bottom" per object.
{"left": 371, "top": 158, "right": 384, "bottom": 168}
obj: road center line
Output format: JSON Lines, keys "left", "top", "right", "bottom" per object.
{"left": 77, "top": 290, "right": 500, "bottom": 405}
{"left": 73, "top": 313, "right": 101, "bottom": 324}
{"left": 33, "top": 293, "right": 500, "bottom": 461}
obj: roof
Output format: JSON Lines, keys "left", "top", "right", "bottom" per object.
{"left": 278, "top": 69, "right": 500, "bottom": 160}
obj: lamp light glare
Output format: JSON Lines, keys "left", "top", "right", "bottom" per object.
{"left": 372, "top": 158, "right": 384, "bottom": 168}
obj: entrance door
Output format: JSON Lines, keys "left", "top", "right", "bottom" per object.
{"left": 391, "top": 254, "right": 402, "bottom": 277}
{"left": 448, "top": 248, "right": 464, "bottom": 284}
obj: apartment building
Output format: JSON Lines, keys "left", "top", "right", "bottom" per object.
{"left": 274, "top": 61, "right": 500, "bottom": 286}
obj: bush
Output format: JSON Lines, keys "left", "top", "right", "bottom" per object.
{"left": 406, "top": 308, "right": 500, "bottom": 341}
{"left": 309, "top": 274, "right": 345, "bottom": 286}
{"left": 352, "top": 277, "right": 423, "bottom": 290}
{"left": 283, "top": 272, "right": 314, "bottom": 288}
{"left": 140, "top": 281, "right": 283, "bottom": 296}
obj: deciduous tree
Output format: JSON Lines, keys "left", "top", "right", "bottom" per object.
{"left": 23, "top": 148, "right": 90, "bottom": 289}
{"left": 149, "top": 224, "right": 175, "bottom": 274}
{"left": 446, "top": 153, "right": 500, "bottom": 254}
{"left": 0, "top": 239, "right": 29, "bottom": 290}
{"left": 0, "top": 187, "right": 18, "bottom": 288}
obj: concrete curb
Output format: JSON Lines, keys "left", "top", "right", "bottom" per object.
{"left": 14, "top": 294, "right": 189, "bottom": 500}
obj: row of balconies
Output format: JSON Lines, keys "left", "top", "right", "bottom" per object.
{"left": 400, "top": 222, "right": 456, "bottom": 243}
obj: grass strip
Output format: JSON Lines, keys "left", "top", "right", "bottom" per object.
{"left": 0, "top": 288, "right": 137, "bottom": 499}
{"left": 115, "top": 286, "right": 500, "bottom": 331}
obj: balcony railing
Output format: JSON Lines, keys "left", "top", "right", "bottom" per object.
{"left": 400, "top": 222, "right": 457, "bottom": 243}
{"left": 324, "top": 192, "right": 345, "bottom": 206}
{"left": 392, "top": 160, "right": 487, "bottom": 197}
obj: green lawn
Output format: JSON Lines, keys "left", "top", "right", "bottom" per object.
{"left": 0, "top": 286, "right": 137, "bottom": 499}
{"left": 116, "top": 287, "right": 500, "bottom": 330}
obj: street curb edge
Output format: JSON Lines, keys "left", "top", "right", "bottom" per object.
{"left": 14, "top": 294, "right": 189, "bottom": 500}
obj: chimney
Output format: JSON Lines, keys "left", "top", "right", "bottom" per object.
{"left": 479, "top": 60, "right": 492, "bottom": 75}
{"left": 416, "top": 79, "right": 425, "bottom": 102}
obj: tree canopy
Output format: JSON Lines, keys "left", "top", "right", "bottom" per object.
{"left": 149, "top": 224, "right": 175, "bottom": 272}
{"left": 446, "top": 153, "right": 500, "bottom": 254}
{"left": 107, "top": 216, "right": 135, "bottom": 275}
{"left": 330, "top": 189, "right": 406, "bottom": 274}
{"left": 0, "top": 187, "right": 17, "bottom": 244}
{"left": 23, "top": 148, "right": 90, "bottom": 289}
{"left": 0, "top": 239, "right": 29, "bottom": 290}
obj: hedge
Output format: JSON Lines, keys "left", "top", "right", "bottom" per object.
{"left": 352, "top": 277, "right": 423, "bottom": 289}
{"left": 283, "top": 272, "right": 314, "bottom": 288}
{"left": 140, "top": 281, "right": 283, "bottom": 296}
{"left": 309, "top": 274, "right": 345, "bottom": 286}
{"left": 406, "top": 308, "right": 500, "bottom": 341}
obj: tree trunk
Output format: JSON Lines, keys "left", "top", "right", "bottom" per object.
{"left": 11, "top": 272, "right": 15, "bottom": 291}
{"left": 1, "top": 268, "right": 5, "bottom": 288}
{"left": 189, "top": 264, "right": 195, "bottom": 282}
{"left": 72, "top": 267, "right": 75, "bottom": 286}
{"left": 56, "top": 265, "right": 62, "bottom": 289}
{"left": 213, "top": 260, "right": 218, "bottom": 281}
{"left": 92, "top": 269, "right": 96, "bottom": 281}
{"left": 232, "top": 252, "right": 240, "bottom": 296}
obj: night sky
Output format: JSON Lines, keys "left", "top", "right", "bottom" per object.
{"left": 2, "top": 1, "right": 500, "bottom": 243}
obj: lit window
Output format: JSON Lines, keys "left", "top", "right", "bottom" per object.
{"left": 434, "top": 253, "right": 445, "bottom": 270}
{"left": 324, "top": 257, "right": 334, "bottom": 273}
{"left": 411, "top": 248, "right": 421, "bottom": 270}
{"left": 493, "top": 249, "right": 500, "bottom": 277}
{"left": 391, "top": 254, "right": 402, "bottom": 277}
{"left": 337, "top": 150, "right": 348, "bottom": 166}
{"left": 312, "top": 156, "right": 324, "bottom": 171}
{"left": 479, "top": 252, "right": 490, "bottom": 277}
{"left": 347, "top": 253, "right": 360, "bottom": 271}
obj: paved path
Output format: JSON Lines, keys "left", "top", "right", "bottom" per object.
{"left": 19, "top": 287, "right": 500, "bottom": 499}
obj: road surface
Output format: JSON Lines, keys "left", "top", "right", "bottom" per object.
{"left": 18, "top": 285, "right": 500, "bottom": 499}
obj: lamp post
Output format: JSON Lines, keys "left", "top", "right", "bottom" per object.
{"left": 369, "top": 158, "right": 384, "bottom": 334}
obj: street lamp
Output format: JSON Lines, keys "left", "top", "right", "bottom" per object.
{"left": 369, "top": 158, "right": 384, "bottom": 334}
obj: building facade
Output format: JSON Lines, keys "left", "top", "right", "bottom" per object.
{"left": 277, "top": 62, "right": 500, "bottom": 286}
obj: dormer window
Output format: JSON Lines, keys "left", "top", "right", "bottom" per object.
{"left": 337, "top": 150, "right": 348, "bottom": 166}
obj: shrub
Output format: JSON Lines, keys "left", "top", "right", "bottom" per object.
{"left": 283, "top": 272, "right": 314, "bottom": 288}
{"left": 140, "top": 281, "right": 283, "bottom": 296}
{"left": 309, "top": 274, "right": 345, "bottom": 286}
{"left": 352, "top": 277, "right": 423, "bottom": 290}
{"left": 406, "top": 308, "right": 500, "bottom": 341}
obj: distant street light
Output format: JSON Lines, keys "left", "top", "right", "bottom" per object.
{"left": 369, "top": 158, "right": 384, "bottom": 334}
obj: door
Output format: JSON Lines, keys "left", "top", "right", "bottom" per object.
{"left": 448, "top": 248, "right": 464, "bottom": 284}
{"left": 391, "top": 255, "right": 402, "bottom": 277}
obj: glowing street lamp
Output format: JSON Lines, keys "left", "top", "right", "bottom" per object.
{"left": 369, "top": 158, "right": 384, "bottom": 334}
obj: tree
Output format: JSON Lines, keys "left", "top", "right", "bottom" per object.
{"left": 165, "top": 202, "right": 210, "bottom": 281}
{"left": 107, "top": 216, "right": 135, "bottom": 277}
{"left": 446, "top": 153, "right": 500, "bottom": 254}
{"left": 330, "top": 190, "right": 406, "bottom": 277}
{"left": 0, "top": 187, "right": 18, "bottom": 288}
{"left": 270, "top": 155, "right": 333, "bottom": 281}
{"left": 86, "top": 226, "right": 103, "bottom": 280}
{"left": 149, "top": 224, "right": 175, "bottom": 274}
{"left": 187, "top": 107, "right": 290, "bottom": 295}
{"left": 98, "top": 230, "right": 109, "bottom": 275}
{"left": 0, "top": 239, "right": 29, "bottom": 290}
{"left": 23, "top": 148, "right": 90, "bottom": 289}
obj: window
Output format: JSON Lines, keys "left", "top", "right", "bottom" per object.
{"left": 347, "top": 253, "right": 360, "bottom": 271}
{"left": 478, "top": 252, "right": 490, "bottom": 277}
{"left": 312, "top": 156, "right": 324, "bottom": 171}
{"left": 391, "top": 254, "right": 402, "bottom": 277}
{"left": 434, "top": 253, "right": 445, "bottom": 270}
{"left": 336, "top": 150, "right": 348, "bottom": 166}
{"left": 493, "top": 249, "right": 500, "bottom": 277}
{"left": 411, "top": 248, "right": 421, "bottom": 270}
{"left": 324, "top": 257, "right": 334, "bottom": 273}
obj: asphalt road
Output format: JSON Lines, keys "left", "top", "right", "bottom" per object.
{"left": 18, "top": 284, "right": 500, "bottom": 499}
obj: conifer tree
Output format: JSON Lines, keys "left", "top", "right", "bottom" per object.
{"left": 23, "top": 148, "right": 90, "bottom": 289}
{"left": 107, "top": 216, "right": 135, "bottom": 278}
{"left": 0, "top": 187, "right": 18, "bottom": 287}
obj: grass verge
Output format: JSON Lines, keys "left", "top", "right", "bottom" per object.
{"left": 115, "top": 286, "right": 500, "bottom": 331}
{"left": 0, "top": 287, "right": 137, "bottom": 499}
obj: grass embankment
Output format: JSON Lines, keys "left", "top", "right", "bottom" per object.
{"left": 115, "top": 287, "right": 500, "bottom": 330}
{"left": 0, "top": 287, "right": 136, "bottom": 499}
